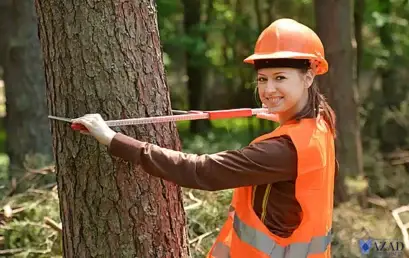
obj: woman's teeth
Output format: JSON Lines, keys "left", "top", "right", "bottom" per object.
{"left": 269, "top": 97, "right": 282, "bottom": 105}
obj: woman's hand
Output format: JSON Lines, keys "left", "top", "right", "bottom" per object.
{"left": 257, "top": 104, "right": 279, "bottom": 122}
{"left": 72, "top": 114, "right": 116, "bottom": 146}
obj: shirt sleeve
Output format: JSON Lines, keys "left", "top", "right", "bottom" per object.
{"left": 108, "top": 132, "right": 297, "bottom": 191}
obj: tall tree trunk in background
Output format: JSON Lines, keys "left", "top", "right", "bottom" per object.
{"left": 0, "top": 0, "right": 12, "bottom": 71}
{"left": 182, "top": 0, "right": 211, "bottom": 134}
{"left": 314, "top": 0, "right": 363, "bottom": 204}
{"left": 3, "top": 0, "right": 52, "bottom": 178}
{"left": 0, "top": 0, "right": 11, "bottom": 137}
{"left": 34, "top": 1, "right": 189, "bottom": 257}
{"left": 353, "top": 0, "right": 367, "bottom": 207}
{"left": 254, "top": 0, "right": 271, "bottom": 133}
{"left": 354, "top": 0, "right": 365, "bottom": 81}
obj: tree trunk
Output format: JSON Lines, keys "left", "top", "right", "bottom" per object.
{"left": 3, "top": 0, "right": 52, "bottom": 177}
{"left": 0, "top": 0, "right": 12, "bottom": 71}
{"left": 34, "top": 1, "right": 189, "bottom": 257}
{"left": 314, "top": 0, "right": 364, "bottom": 204}
{"left": 0, "top": 0, "right": 12, "bottom": 139}
{"left": 354, "top": 0, "right": 365, "bottom": 81}
{"left": 182, "top": 0, "right": 211, "bottom": 134}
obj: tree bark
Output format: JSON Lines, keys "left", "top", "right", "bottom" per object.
{"left": 314, "top": 0, "right": 364, "bottom": 203}
{"left": 354, "top": 0, "right": 365, "bottom": 81}
{"left": 34, "top": 1, "right": 189, "bottom": 257}
{"left": 3, "top": 0, "right": 52, "bottom": 176}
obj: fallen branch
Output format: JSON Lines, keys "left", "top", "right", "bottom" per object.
{"left": 189, "top": 229, "right": 219, "bottom": 251}
{"left": 25, "top": 165, "right": 55, "bottom": 175}
{"left": 189, "top": 231, "right": 216, "bottom": 245}
{"left": 6, "top": 178, "right": 17, "bottom": 197}
{"left": 388, "top": 150, "right": 409, "bottom": 165}
{"left": 184, "top": 191, "right": 203, "bottom": 211}
{"left": 6, "top": 165, "right": 56, "bottom": 197}
{"left": 40, "top": 182, "right": 57, "bottom": 190}
{"left": 44, "top": 216, "right": 62, "bottom": 233}
{"left": 366, "top": 195, "right": 390, "bottom": 210}
{"left": 0, "top": 248, "right": 25, "bottom": 255}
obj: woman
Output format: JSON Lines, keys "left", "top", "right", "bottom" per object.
{"left": 73, "top": 18, "right": 336, "bottom": 258}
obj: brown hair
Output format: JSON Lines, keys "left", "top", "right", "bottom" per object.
{"left": 296, "top": 68, "right": 337, "bottom": 137}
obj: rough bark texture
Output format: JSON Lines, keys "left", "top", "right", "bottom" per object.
{"left": 314, "top": 0, "right": 364, "bottom": 204}
{"left": 3, "top": 0, "right": 52, "bottom": 175}
{"left": 34, "top": 1, "right": 189, "bottom": 257}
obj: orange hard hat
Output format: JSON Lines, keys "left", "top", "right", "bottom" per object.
{"left": 244, "top": 18, "right": 328, "bottom": 75}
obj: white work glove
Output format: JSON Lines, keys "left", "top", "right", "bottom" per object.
{"left": 71, "top": 114, "right": 116, "bottom": 146}
{"left": 256, "top": 104, "right": 279, "bottom": 122}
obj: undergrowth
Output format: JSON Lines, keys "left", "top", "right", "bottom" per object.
{"left": 0, "top": 118, "right": 408, "bottom": 257}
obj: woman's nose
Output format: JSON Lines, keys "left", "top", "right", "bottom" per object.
{"left": 264, "top": 81, "right": 277, "bottom": 95}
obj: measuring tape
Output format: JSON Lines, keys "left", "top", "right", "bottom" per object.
{"left": 48, "top": 108, "right": 276, "bottom": 132}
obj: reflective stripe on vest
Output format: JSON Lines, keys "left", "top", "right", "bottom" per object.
{"left": 232, "top": 212, "right": 332, "bottom": 257}
{"left": 212, "top": 242, "right": 231, "bottom": 258}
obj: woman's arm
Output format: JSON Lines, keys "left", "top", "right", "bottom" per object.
{"left": 108, "top": 133, "right": 297, "bottom": 191}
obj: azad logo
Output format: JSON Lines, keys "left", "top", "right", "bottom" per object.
{"left": 359, "top": 238, "right": 405, "bottom": 256}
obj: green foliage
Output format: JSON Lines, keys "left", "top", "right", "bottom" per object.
{"left": 4, "top": 0, "right": 409, "bottom": 257}
{"left": 0, "top": 119, "right": 407, "bottom": 258}
{"left": 177, "top": 117, "right": 276, "bottom": 153}
{"left": 183, "top": 189, "right": 231, "bottom": 258}
{"left": 0, "top": 188, "right": 62, "bottom": 257}
{"left": 0, "top": 154, "right": 9, "bottom": 182}
{"left": 331, "top": 199, "right": 403, "bottom": 258}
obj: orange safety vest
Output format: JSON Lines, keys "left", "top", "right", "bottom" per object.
{"left": 206, "top": 116, "right": 335, "bottom": 258}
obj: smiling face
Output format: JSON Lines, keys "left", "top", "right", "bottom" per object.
{"left": 257, "top": 67, "right": 315, "bottom": 123}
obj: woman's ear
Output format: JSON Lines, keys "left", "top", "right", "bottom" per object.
{"left": 304, "top": 70, "right": 316, "bottom": 89}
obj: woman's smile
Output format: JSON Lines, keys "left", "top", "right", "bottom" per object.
{"left": 265, "top": 96, "right": 284, "bottom": 106}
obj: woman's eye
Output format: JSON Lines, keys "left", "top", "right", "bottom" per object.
{"left": 276, "top": 76, "right": 286, "bottom": 81}
{"left": 257, "top": 77, "right": 267, "bottom": 83}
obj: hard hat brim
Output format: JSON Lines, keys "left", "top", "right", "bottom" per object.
{"left": 243, "top": 51, "right": 328, "bottom": 74}
{"left": 244, "top": 51, "right": 317, "bottom": 63}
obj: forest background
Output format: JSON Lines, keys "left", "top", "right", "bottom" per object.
{"left": 1, "top": 0, "right": 409, "bottom": 257}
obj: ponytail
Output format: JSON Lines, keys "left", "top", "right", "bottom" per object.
{"left": 309, "top": 83, "right": 337, "bottom": 138}
{"left": 294, "top": 65, "right": 336, "bottom": 137}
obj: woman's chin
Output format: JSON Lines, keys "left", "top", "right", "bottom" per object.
{"left": 266, "top": 106, "right": 284, "bottom": 114}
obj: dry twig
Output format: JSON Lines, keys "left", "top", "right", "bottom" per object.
{"left": 184, "top": 191, "right": 203, "bottom": 211}
{"left": 44, "top": 216, "right": 62, "bottom": 233}
{"left": 189, "top": 230, "right": 217, "bottom": 245}
{"left": 388, "top": 150, "right": 409, "bottom": 165}
{"left": 366, "top": 195, "right": 390, "bottom": 210}
{"left": 25, "top": 165, "right": 55, "bottom": 175}
{"left": 6, "top": 165, "right": 56, "bottom": 197}
{"left": 0, "top": 248, "right": 25, "bottom": 255}
{"left": 189, "top": 229, "right": 219, "bottom": 252}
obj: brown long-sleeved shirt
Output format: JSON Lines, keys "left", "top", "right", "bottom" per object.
{"left": 107, "top": 101, "right": 337, "bottom": 238}
{"left": 108, "top": 133, "right": 301, "bottom": 238}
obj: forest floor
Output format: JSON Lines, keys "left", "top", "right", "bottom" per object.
{"left": 0, "top": 117, "right": 408, "bottom": 258}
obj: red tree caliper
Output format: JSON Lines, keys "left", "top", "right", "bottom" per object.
{"left": 48, "top": 108, "right": 277, "bottom": 132}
